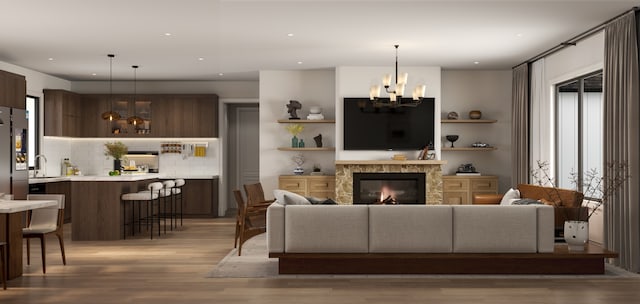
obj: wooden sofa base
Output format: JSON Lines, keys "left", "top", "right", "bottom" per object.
{"left": 269, "top": 244, "right": 618, "bottom": 275}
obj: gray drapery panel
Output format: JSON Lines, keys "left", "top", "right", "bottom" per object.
{"left": 604, "top": 11, "right": 640, "bottom": 272}
{"left": 511, "top": 64, "right": 529, "bottom": 186}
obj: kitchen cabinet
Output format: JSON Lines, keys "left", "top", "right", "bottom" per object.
{"left": 0, "top": 70, "right": 27, "bottom": 109}
{"left": 180, "top": 178, "right": 219, "bottom": 217}
{"left": 43, "top": 89, "right": 82, "bottom": 137}
{"left": 154, "top": 95, "right": 218, "bottom": 137}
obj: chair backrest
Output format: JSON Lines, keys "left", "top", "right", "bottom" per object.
{"left": 174, "top": 179, "right": 185, "bottom": 187}
{"left": 26, "top": 194, "right": 65, "bottom": 230}
{"left": 162, "top": 180, "right": 175, "bottom": 189}
{"left": 243, "top": 183, "right": 269, "bottom": 206}
{"left": 148, "top": 182, "right": 164, "bottom": 191}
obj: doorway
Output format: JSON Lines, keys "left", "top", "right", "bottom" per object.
{"left": 226, "top": 103, "right": 259, "bottom": 215}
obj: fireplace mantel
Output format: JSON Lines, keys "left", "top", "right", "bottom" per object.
{"left": 335, "top": 160, "right": 447, "bottom": 205}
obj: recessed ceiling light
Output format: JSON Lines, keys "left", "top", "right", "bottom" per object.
{"left": 164, "top": 32, "right": 172, "bottom": 36}
{"left": 92, "top": 73, "right": 97, "bottom": 76}
{"left": 297, "top": 61, "right": 303, "bottom": 65}
{"left": 473, "top": 61, "right": 480, "bottom": 65}
{"left": 48, "top": 58, "right": 54, "bottom": 61}
{"left": 198, "top": 57, "right": 205, "bottom": 61}
{"left": 287, "top": 33, "right": 294, "bottom": 37}
{"left": 516, "top": 33, "right": 523, "bottom": 37}
{"left": 218, "top": 73, "right": 224, "bottom": 76}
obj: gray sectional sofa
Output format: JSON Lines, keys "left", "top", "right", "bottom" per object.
{"left": 267, "top": 204, "right": 555, "bottom": 255}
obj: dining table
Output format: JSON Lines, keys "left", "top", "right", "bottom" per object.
{"left": 0, "top": 199, "right": 57, "bottom": 279}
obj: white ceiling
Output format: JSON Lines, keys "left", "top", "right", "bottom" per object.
{"left": 0, "top": 0, "right": 637, "bottom": 81}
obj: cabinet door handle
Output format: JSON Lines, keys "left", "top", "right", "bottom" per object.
{"left": 476, "top": 182, "right": 490, "bottom": 187}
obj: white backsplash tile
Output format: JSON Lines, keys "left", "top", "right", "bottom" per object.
{"left": 43, "top": 137, "right": 220, "bottom": 177}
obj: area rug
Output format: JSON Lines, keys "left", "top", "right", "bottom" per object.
{"left": 206, "top": 234, "right": 640, "bottom": 279}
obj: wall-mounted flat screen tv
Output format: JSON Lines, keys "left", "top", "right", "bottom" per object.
{"left": 343, "top": 97, "right": 435, "bottom": 150}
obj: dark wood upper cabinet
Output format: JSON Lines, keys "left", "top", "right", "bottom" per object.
{"left": 43, "top": 89, "right": 82, "bottom": 137}
{"left": 0, "top": 70, "right": 27, "bottom": 109}
{"left": 44, "top": 91, "right": 218, "bottom": 138}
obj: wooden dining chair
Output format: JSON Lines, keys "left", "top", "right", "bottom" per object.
{"left": 233, "top": 190, "right": 267, "bottom": 256}
{"left": 243, "top": 183, "right": 275, "bottom": 207}
{"left": 24, "top": 194, "right": 66, "bottom": 274}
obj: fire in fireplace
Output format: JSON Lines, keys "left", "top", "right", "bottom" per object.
{"left": 352, "top": 173, "right": 426, "bottom": 204}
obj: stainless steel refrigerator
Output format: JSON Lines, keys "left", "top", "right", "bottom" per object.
{"left": 0, "top": 106, "right": 28, "bottom": 199}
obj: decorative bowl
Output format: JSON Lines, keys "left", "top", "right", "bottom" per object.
{"left": 309, "top": 106, "right": 322, "bottom": 114}
{"left": 447, "top": 111, "right": 459, "bottom": 120}
{"left": 469, "top": 110, "right": 482, "bottom": 119}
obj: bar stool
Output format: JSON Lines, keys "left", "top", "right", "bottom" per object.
{"left": 121, "top": 182, "right": 163, "bottom": 239}
{"left": 160, "top": 180, "right": 176, "bottom": 231}
{"left": 0, "top": 241, "right": 6, "bottom": 290}
{"left": 172, "top": 179, "right": 185, "bottom": 227}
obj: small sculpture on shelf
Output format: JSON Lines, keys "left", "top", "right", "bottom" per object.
{"left": 313, "top": 134, "right": 323, "bottom": 147}
{"left": 292, "top": 154, "right": 305, "bottom": 175}
{"left": 447, "top": 111, "right": 459, "bottom": 120}
{"left": 286, "top": 100, "right": 302, "bottom": 120}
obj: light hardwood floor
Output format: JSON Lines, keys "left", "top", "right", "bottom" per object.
{"left": 2, "top": 217, "right": 640, "bottom": 304}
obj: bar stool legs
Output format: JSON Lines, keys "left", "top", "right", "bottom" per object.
{"left": 121, "top": 182, "right": 163, "bottom": 240}
{"left": 0, "top": 241, "right": 6, "bottom": 290}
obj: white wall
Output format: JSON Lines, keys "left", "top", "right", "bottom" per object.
{"left": 335, "top": 66, "right": 442, "bottom": 161}
{"left": 441, "top": 70, "right": 512, "bottom": 192}
{"left": 259, "top": 69, "right": 336, "bottom": 195}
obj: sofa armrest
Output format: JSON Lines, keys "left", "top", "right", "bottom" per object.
{"left": 473, "top": 193, "right": 503, "bottom": 204}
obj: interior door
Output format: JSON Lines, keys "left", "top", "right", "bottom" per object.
{"left": 227, "top": 104, "right": 259, "bottom": 210}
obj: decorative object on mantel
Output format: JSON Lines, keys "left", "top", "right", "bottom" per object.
{"left": 104, "top": 141, "right": 128, "bottom": 171}
{"left": 392, "top": 154, "right": 407, "bottom": 161}
{"left": 447, "top": 111, "right": 459, "bottom": 120}
{"left": 292, "top": 154, "right": 305, "bottom": 175}
{"left": 307, "top": 106, "right": 324, "bottom": 120}
{"left": 531, "top": 160, "right": 630, "bottom": 251}
{"left": 285, "top": 124, "right": 304, "bottom": 148}
{"left": 445, "top": 135, "right": 459, "bottom": 148}
{"left": 369, "top": 45, "right": 426, "bottom": 107}
{"left": 313, "top": 134, "right": 323, "bottom": 147}
{"left": 286, "top": 100, "right": 302, "bottom": 119}
{"left": 100, "top": 54, "right": 121, "bottom": 121}
{"left": 469, "top": 110, "right": 482, "bottom": 119}
{"left": 126, "top": 65, "right": 144, "bottom": 126}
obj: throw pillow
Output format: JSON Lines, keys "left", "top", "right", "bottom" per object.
{"left": 273, "top": 189, "right": 311, "bottom": 205}
{"left": 511, "top": 198, "right": 544, "bottom": 205}
{"left": 500, "top": 188, "right": 521, "bottom": 205}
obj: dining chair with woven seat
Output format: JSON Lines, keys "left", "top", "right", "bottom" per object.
{"left": 23, "top": 194, "right": 66, "bottom": 274}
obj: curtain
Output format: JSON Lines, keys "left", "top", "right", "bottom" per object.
{"left": 604, "top": 11, "right": 640, "bottom": 272}
{"left": 511, "top": 63, "right": 530, "bottom": 185}
{"left": 529, "top": 59, "right": 552, "bottom": 178}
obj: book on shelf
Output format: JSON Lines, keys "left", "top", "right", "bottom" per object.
{"left": 456, "top": 172, "right": 481, "bottom": 176}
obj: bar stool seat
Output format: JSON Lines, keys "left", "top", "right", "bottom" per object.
{"left": 121, "top": 182, "right": 163, "bottom": 239}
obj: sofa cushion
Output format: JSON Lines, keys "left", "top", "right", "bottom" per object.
{"left": 452, "top": 205, "right": 538, "bottom": 253}
{"left": 284, "top": 205, "right": 369, "bottom": 253}
{"left": 369, "top": 205, "right": 453, "bottom": 253}
{"left": 536, "top": 205, "right": 555, "bottom": 253}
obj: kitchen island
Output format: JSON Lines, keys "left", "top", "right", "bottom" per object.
{"left": 28, "top": 174, "right": 220, "bottom": 240}
{"left": 30, "top": 174, "right": 161, "bottom": 241}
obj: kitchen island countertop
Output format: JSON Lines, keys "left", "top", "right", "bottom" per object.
{"left": 28, "top": 174, "right": 218, "bottom": 184}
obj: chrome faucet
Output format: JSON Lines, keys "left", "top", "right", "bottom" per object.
{"left": 34, "top": 154, "right": 47, "bottom": 177}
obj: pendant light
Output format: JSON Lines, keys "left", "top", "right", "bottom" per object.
{"left": 127, "top": 65, "right": 144, "bottom": 126}
{"left": 101, "top": 54, "right": 121, "bottom": 121}
{"left": 369, "top": 45, "right": 426, "bottom": 107}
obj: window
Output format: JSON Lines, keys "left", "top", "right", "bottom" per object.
{"left": 26, "top": 95, "right": 39, "bottom": 169}
{"left": 555, "top": 72, "right": 603, "bottom": 191}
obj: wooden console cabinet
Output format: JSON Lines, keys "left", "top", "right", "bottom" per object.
{"left": 442, "top": 175, "right": 498, "bottom": 205}
{"left": 278, "top": 175, "right": 335, "bottom": 199}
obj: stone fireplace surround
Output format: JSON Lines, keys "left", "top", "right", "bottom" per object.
{"left": 335, "top": 160, "right": 447, "bottom": 205}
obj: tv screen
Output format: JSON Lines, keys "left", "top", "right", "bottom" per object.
{"left": 343, "top": 97, "right": 435, "bottom": 150}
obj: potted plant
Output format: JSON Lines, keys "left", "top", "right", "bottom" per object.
{"left": 285, "top": 124, "right": 304, "bottom": 148}
{"left": 532, "top": 160, "right": 630, "bottom": 250}
{"left": 104, "top": 141, "right": 128, "bottom": 172}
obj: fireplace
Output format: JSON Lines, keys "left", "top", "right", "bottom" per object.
{"left": 352, "top": 173, "right": 426, "bottom": 204}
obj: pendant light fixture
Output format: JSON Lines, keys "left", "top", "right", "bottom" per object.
{"left": 369, "top": 45, "right": 426, "bottom": 107}
{"left": 127, "top": 65, "right": 144, "bottom": 126}
{"left": 101, "top": 54, "right": 121, "bottom": 121}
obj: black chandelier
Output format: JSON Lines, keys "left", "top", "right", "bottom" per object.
{"left": 369, "top": 45, "right": 426, "bottom": 107}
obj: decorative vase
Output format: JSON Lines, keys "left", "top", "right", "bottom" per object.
{"left": 113, "top": 159, "right": 121, "bottom": 172}
{"left": 293, "top": 166, "right": 304, "bottom": 175}
{"left": 299, "top": 139, "right": 305, "bottom": 148}
{"left": 564, "top": 220, "right": 589, "bottom": 251}
{"left": 291, "top": 136, "right": 298, "bottom": 148}
{"left": 469, "top": 110, "right": 482, "bottom": 119}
